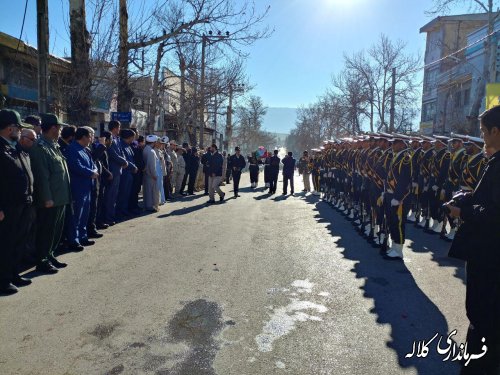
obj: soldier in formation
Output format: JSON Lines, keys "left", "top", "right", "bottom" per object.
{"left": 310, "top": 131, "right": 487, "bottom": 261}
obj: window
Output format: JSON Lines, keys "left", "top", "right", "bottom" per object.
{"left": 463, "top": 88, "right": 470, "bottom": 106}
{"left": 454, "top": 91, "right": 461, "bottom": 108}
{"left": 422, "top": 101, "right": 436, "bottom": 122}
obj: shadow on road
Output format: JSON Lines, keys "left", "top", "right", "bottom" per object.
{"left": 312, "top": 200, "right": 461, "bottom": 375}
{"left": 157, "top": 202, "right": 208, "bottom": 217}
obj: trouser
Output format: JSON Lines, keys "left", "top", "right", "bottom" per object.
{"left": 303, "top": 173, "right": 311, "bottom": 192}
{"left": 429, "top": 189, "right": 444, "bottom": 222}
{"left": 67, "top": 191, "right": 91, "bottom": 244}
{"left": 129, "top": 171, "right": 142, "bottom": 210}
{"left": 165, "top": 174, "right": 173, "bottom": 198}
{"left": 97, "top": 179, "right": 108, "bottom": 225}
{"left": 36, "top": 205, "right": 66, "bottom": 264}
{"left": 233, "top": 171, "right": 242, "bottom": 194}
{"left": 460, "top": 324, "right": 500, "bottom": 374}
{"left": 225, "top": 168, "right": 232, "bottom": 184}
{"left": 312, "top": 174, "right": 320, "bottom": 192}
{"left": 204, "top": 172, "right": 209, "bottom": 194}
{"left": 249, "top": 165, "right": 259, "bottom": 183}
{"left": 209, "top": 176, "right": 223, "bottom": 200}
{"left": 264, "top": 166, "right": 270, "bottom": 184}
{"left": 104, "top": 172, "right": 121, "bottom": 222}
{"left": 188, "top": 170, "right": 197, "bottom": 194}
{"left": 0, "top": 203, "right": 35, "bottom": 284}
{"left": 386, "top": 194, "right": 409, "bottom": 245}
{"left": 283, "top": 174, "right": 294, "bottom": 194}
{"left": 87, "top": 180, "right": 99, "bottom": 233}
{"left": 175, "top": 170, "right": 184, "bottom": 194}
{"left": 269, "top": 172, "right": 279, "bottom": 193}
{"left": 117, "top": 172, "right": 133, "bottom": 216}
{"left": 180, "top": 172, "right": 188, "bottom": 193}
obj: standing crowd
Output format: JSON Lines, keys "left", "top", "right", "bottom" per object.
{"left": 300, "top": 106, "right": 500, "bottom": 375}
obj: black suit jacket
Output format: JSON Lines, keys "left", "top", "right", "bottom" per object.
{"left": 0, "top": 137, "right": 34, "bottom": 211}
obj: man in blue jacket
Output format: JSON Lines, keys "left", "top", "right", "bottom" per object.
{"left": 207, "top": 144, "right": 225, "bottom": 204}
{"left": 64, "top": 127, "right": 99, "bottom": 248}
{"left": 104, "top": 120, "right": 128, "bottom": 224}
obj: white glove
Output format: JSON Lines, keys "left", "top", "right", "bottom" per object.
{"left": 345, "top": 178, "right": 348, "bottom": 183}
{"left": 423, "top": 186, "right": 429, "bottom": 192}
{"left": 441, "top": 189, "right": 446, "bottom": 196}
{"left": 391, "top": 199, "right": 400, "bottom": 207}
{"left": 412, "top": 182, "right": 418, "bottom": 188}
{"left": 432, "top": 185, "right": 438, "bottom": 192}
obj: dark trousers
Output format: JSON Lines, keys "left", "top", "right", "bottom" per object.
{"left": 117, "top": 172, "right": 133, "bottom": 216}
{"left": 0, "top": 203, "right": 35, "bottom": 283}
{"left": 180, "top": 172, "right": 188, "bottom": 193}
{"left": 283, "top": 174, "right": 294, "bottom": 194}
{"left": 87, "top": 180, "right": 99, "bottom": 233}
{"left": 187, "top": 170, "right": 197, "bottom": 194}
{"left": 104, "top": 172, "right": 121, "bottom": 222}
{"left": 36, "top": 205, "right": 66, "bottom": 264}
{"left": 386, "top": 194, "right": 409, "bottom": 244}
{"left": 204, "top": 172, "right": 209, "bottom": 194}
{"left": 460, "top": 324, "right": 500, "bottom": 374}
{"left": 312, "top": 174, "right": 320, "bottom": 192}
{"left": 225, "top": 168, "right": 232, "bottom": 184}
{"left": 249, "top": 165, "right": 259, "bottom": 183}
{"left": 97, "top": 179, "right": 108, "bottom": 225}
{"left": 129, "top": 171, "right": 142, "bottom": 210}
{"left": 269, "top": 172, "right": 279, "bottom": 193}
{"left": 233, "top": 171, "right": 242, "bottom": 194}
{"left": 67, "top": 191, "right": 91, "bottom": 244}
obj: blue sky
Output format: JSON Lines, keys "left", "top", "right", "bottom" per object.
{"left": 1, "top": 0, "right": 470, "bottom": 113}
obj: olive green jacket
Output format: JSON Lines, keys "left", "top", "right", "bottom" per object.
{"left": 29, "top": 136, "right": 71, "bottom": 208}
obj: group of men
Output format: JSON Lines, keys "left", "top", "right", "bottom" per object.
{"left": 312, "top": 129, "right": 487, "bottom": 261}
{"left": 0, "top": 111, "right": 157, "bottom": 295}
{"left": 309, "top": 106, "right": 500, "bottom": 374}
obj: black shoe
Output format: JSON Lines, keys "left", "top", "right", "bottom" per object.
{"left": 13, "top": 275, "right": 32, "bottom": 287}
{"left": 0, "top": 283, "right": 18, "bottom": 295}
{"left": 88, "top": 231, "right": 104, "bottom": 239}
{"left": 96, "top": 223, "right": 109, "bottom": 230}
{"left": 207, "top": 200, "right": 216, "bottom": 204}
{"left": 49, "top": 257, "right": 67, "bottom": 268}
{"left": 204, "top": 192, "right": 209, "bottom": 196}
{"left": 220, "top": 193, "right": 226, "bottom": 202}
{"left": 81, "top": 239, "right": 95, "bottom": 246}
{"left": 181, "top": 192, "right": 188, "bottom": 196}
{"left": 36, "top": 262, "right": 59, "bottom": 274}
{"left": 67, "top": 242, "right": 85, "bottom": 252}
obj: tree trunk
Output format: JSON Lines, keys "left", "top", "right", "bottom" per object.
{"left": 69, "top": 0, "right": 91, "bottom": 126}
{"left": 147, "top": 42, "right": 164, "bottom": 134}
{"left": 117, "top": 0, "right": 132, "bottom": 125}
{"left": 178, "top": 57, "right": 186, "bottom": 142}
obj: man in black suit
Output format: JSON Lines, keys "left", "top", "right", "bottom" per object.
{"left": 229, "top": 146, "right": 246, "bottom": 197}
{"left": 447, "top": 105, "right": 500, "bottom": 374}
{"left": 269, "top": 149, "right": 281, "bottom": 195}
{"left": 0, "top": 109, "right": 35, "bottom": 294}
{"left": 201, "top": 147, "right": 211, "bottom": 195}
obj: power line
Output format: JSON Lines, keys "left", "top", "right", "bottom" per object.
{"left": 410, "top": 26, "right": 500, "bottom": 74}
{"left": 14, "top": 0, "right": 29, "bottom": 62}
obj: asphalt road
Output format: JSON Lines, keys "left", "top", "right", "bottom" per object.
{"left": 0, "top": 172, "right": 469, "bottom": 375}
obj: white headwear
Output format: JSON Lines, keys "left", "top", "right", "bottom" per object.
{"left": 146, "top": 135, "right": 159, "bottom": 143}
{"left": 160, "top": 136, "right": 169, "bottom": 144}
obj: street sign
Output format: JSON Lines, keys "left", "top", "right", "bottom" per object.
{"left": 111, "top": 112, "right": 132, "bottom": 122}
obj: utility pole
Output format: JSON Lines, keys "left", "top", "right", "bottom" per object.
{"left": 225, "top": 83, "right": 244, "bottom": 152}
{"left": 198, "top": 31, "right": 229, "bottom": 148}
{"left": 389, "top": 67, "right": 396, "bottom": 133}
{"left": 199, "top": 36, "right": 207, "bottom": 148}
{"left": 37, "top": 0, "right": 49, "bottom": 114}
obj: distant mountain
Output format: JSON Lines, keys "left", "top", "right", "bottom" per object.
{"left": 262, "top": 107, "right": 297, "bottom": 135}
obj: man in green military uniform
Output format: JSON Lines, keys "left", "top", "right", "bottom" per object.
{"left": 30, "top": 114, "right": 71, "bottom": 273}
